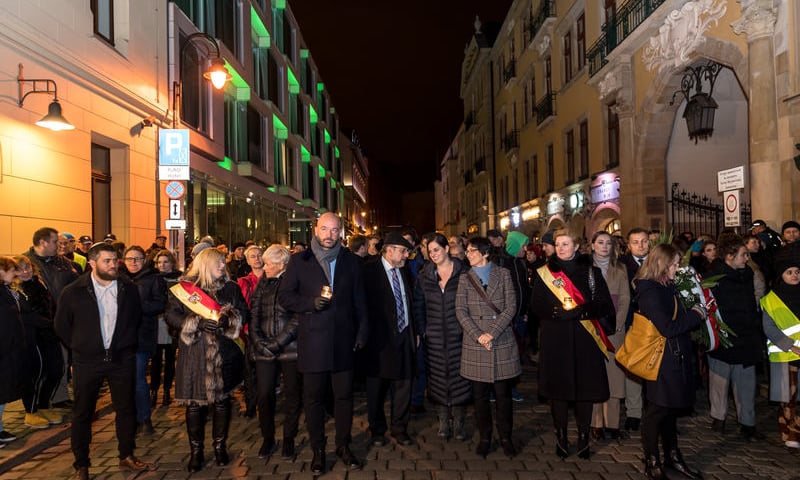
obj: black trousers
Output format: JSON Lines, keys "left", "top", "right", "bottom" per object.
{"left": 303, "top": 370, "right": 354, "bottom": 450}
{"left": 255, "top": 359, "right": 302, "bottom": 441}
{"left": 36, "top": 332, "right": 64, "bottom": 409}
{"left": 71, "top": 356, "right": 136, "bottom": 469}
{"left": 641, "top": 402, "right": 678, "bottom": 458}
{"left": 149, "top": 343, "right": 177, "bottom": 396}
{"left": 366, "top": 376, "right": 412, "bottom": 436}
{"left": 551, "top": 399, "right": 593, "bottom": 432}
{"left": 473, "top": 378, "right": 514, "bottom": 441}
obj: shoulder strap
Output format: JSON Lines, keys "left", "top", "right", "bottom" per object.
{"left": 467, "top": 273, "right": 501, "bottom": 315}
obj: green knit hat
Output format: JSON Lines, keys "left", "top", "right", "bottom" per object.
{"left": 505, "top": 231, "right": 529, "bottom": 256}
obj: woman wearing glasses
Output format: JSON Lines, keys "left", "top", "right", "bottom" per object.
{"left": 123, "top": 246, "right": 167, "bottom": 436}
{"left": 456, "top": 237, "right": 520, "bottom": 458}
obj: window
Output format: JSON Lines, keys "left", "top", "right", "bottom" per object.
{"left": 91, "top": 0, "right": 114, "bottom": 45}
{"left": 253, "top": 39, "right": 269, "bottom": 101}
{"left": 175, "top": 1, "right": 238, "bottom": 58}
{"left": 224, "top": 96, "right": 248, "bottom": 162}
{"left": 545, "top": 57, "right": 552, "bottom": 94}
{"left": 565, "top": 129, "right": 575, "bottom": 184}
{"left": 247, "top": 106, "right": 264, "bottom": 168}
{"left": 513, "top": 169, "right": 519, "bottom": 206}
{"left": 180, "top": 30, "right": 211, "bottom": 134}
{"left": 268, "top": 51, "right": 281, "bottom": 110}
{"left": 579, "top": 120, "right": 589, "bottom": 178}
{"left": 532, "top": 154, "right": 539, "bottom": 197}
{"left": 563, "top": 31, "right": 572, "bottom": 82}
{"left": 547, "top": 144, "right": 554, "bottom": 192}
{"left": 274, "top": 139, "right": 289, "bottom": 186}
{"left": 91, "top": 143, "right": 112, "bottom": 239}
{"left": 524, "top": 158, "right": 531, "bottom": 199}
{"left": 576, "top": 14, "right": 586, "bottom": 71}
{"left": 608, "top": 104, "right": 620, "bottom": 167}
{"left": 523, "top": 83, "right": 530, "bottom": 124}
{"left": 303, "top": 163, "right": 316, "bottom": 200}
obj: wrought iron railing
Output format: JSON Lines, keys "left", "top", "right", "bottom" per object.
{"left": 670, "top": 183, "right": 752, "bottom": 238}
{"left": 535, "top": 93, "right": 556, "bottom": 124}
{"left": 528, "top": 0, "right": 556, "bottom": 43}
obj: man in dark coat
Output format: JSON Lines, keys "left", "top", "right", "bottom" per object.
{"left": 277, "top": 212, "right": 368, "bottom": 475}
{"left": 54, "top": 243, "right": 155, "bottom": 480}
{"left": 362, "top": 233, "right": 417, "bottom": 447}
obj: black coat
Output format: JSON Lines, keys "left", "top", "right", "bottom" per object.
{"left": 277, "top": 246, "right": 368, "bottom": 373}
{"left": 634, "top": 279, "right": 703, "bottom": 408}
{"left": 127, "top": 267, "right": 167, "bottom": 355}
{"left": 413, "top": 258, "right": 471, "bottom": 406}
{"left": 250, "top": 275, "right": 298, "bottom": 362}
{"left": 706, "top": 260, "right": 763, "bottom": 366}
{"left": 361, "top": 257, "right": 416, "bottom": 379}
{"left": 54, "top": 273, "right": 142, "bottom": 364}
{"left": 531, "top": 254, "right": 615, "bottom": 402}
{"left": 24, "top": 248, "right": 79, "bottom": 303}
{"left": 0, "top": 285, "right": 26, "bottom": 404}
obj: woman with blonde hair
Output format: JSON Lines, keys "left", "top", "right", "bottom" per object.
{"left": 634, "top": 243, "right": 705, "bottom": 479}
{"left": 166, "top": 248, "right": 248, "bottom": 472}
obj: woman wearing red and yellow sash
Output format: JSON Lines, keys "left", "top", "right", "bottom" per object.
{"left": 165, "top": 248, "right": 248, "bottom": 472}
{"left": 530, "top": 229, "right": 615, "bottom": 460}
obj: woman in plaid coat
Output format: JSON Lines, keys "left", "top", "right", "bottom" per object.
{"left": 456, "top": 237, "right": 520, "bottom": 459}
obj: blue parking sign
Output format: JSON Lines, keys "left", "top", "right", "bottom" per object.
{"left": 159, "top": 130, "right": 190, "bottom": 165}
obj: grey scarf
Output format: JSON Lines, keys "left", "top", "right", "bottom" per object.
{"left": 310, "top": 236, "right": 341, "bottom": 286}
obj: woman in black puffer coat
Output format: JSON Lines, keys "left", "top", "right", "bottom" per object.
{"left": 249, "top": 245, "right": 301, "bottom": 460}
{"left": 413, "top": 233, "right": 471, "bottom": 440}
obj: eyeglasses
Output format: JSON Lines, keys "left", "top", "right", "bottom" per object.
{"left": 124, "top": 257, "right": 145, "bottom": 263}
{"left": 465, "top": 248, "right": 480, "bottom": 254}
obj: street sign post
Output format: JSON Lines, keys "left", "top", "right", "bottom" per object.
{"left": 717, "top": 166, "right": 744, "bottom": 192}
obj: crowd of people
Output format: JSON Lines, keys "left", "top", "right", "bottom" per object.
{"left": 0, "top": 216, "right": 799, "bottom": 479}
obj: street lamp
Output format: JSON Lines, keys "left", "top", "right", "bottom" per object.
{"left": 670, "top": 61, "right": 724, "bottom": 144}
{"left": 172, "top": 32, "right": 232, "bottom": 128}
{"left": 17, "top": 63, "right": 75, "bottom": 131}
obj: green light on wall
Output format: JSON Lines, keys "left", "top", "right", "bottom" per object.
{"left": 267, "top": 186, "right": 276, "bottom": 193}
{"left": 335, "top": 146, "right": 340, "bottom": 158}
{"left": 287, "top": 68, "right": 300, "bottom": 94}
{"left": 220, "top": 156, "right": 234, "bottom": 171}
{"left": 250, "top": 6, "right": 270, "bottom": 47}
{"left": 318, "top": 165, "right": 326, "bottom": 178}
{"left": 309, "top": 104, "right": 318, "bottom": 124}
{"left": 300, "top": 49, "right": 309, "bottom": 59}
{"left": 301, "top": 145, "right": 310, "bottom": 163}
{"left": 317, "top": 82, "right": 324, "bottom": 92}
{"left": 330, "top": 178, "right": 336, "bottom": 188}
{"left": 225, "top": 60, "right": 251, "bottom": 101}
{"left": 272, "top": 114, "right": 288, "bottom": 140}
{"left": 274, "top": 0, "right": 285, "bottom": 8}
{"left": 324, "top": 129, "right": 330, "bottom": 144}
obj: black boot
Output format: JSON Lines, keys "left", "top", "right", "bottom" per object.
{"left": 150, "top": 390, "right": 158, "bottom": 408}
{"left": 475, "top": 438, "right": 490, "bottom": 458}
{"left": 162, "top": 390, "right": 171, "bottom": 407}
{"left": 645, "top": 454, "right": 669, "bottom": 480}
{"left": 555, "top": 428, "right": 569, "bottom": 458}
{"left": 665, "top": 449, "right": 702, "bottom": 479}
{"left": 212, "top": 398, "right": 232, "bottom": 466}
{"left": 186, "top": 404, "right": 207, "bottom": 472}
{"left": 576, "top": 429, "right": 590, "bottom": 459}
{"left": 500, "top": 437, "right": 517, "bottom": 458}
{"left": 311, "top": 448, "right": 325, "bottom": 474}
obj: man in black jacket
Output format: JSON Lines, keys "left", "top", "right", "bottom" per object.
{"left": 54, "top": 243, "right": 155, "bottom": 480}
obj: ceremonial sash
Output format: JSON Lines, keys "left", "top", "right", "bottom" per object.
{"left": 170, "top": 281, "right": 222, "bottom": 320}
{"left": 537, "top": 265, "right": 615, "bottom": 359}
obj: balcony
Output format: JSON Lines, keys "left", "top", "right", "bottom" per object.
{"left": 464, "top": 111, "right": 476, "bottom": 129}
{"left": 527, "top": 0, "right": 556, "bottom": 47}
{"left": 503, "top": 60, "right": 516, "bottom": 84}
{"left": 587, "top": 0, "right": 667, "bottom": 77}
{"left": 475, "top": 156, "right": 486, "bottom": 174}
{"left": 535, "top": 93, "right": 556, "bottom": 125}
{"left": 502, "top": 130, "right": 520, "bottom": 153}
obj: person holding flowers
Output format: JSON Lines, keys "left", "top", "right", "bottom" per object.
{"left": 634, "top": 244, "right": 705, "bottom": 480}
{"left": 760, "top": 249, "right": 800, "bottom": 449}
{"left": 531, "top": 229, "right": 615, "bottom": 460}
{"left": 705, "top": 236, "right": 765, "bottom": 440}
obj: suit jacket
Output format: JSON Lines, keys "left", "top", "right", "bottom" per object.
{"left": 361, "top": 257, "right": 416, "bottom": 379}
{"left": 620, "top": 253, "right": 642, "bottom": 328}
{"left": 277, "top": 246, "right": 368, "bottom": 373}
{"left": 54, "top": 273, "right": 142, "bottom": 364}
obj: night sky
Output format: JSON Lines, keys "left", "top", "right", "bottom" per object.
{"left": 289, "top": 1, "right": 514, "bottom": 228}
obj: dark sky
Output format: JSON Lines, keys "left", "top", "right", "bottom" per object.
{"left": 289, "top": 1, "right": 513, "bottom": 225}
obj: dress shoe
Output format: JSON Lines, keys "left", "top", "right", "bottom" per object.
{"left": 310, "top": 448, "right": 325, "bottom": 474}
{"left": 281, "top": 438, "right": 295, "bottom": 459}
{"left": 645, "top": 454, "right": 668, "bottom": 480}
{"left": 665, "top": 449, "right": 703, "bottom": 479}
{"left": 392, "top": 431, "right": 413, "bottom": 446}
{"left": 74, "top": 466, "right": 89, "bottom": 480}
{"left": 710, "top": 418, "right": 725, "bottom": 433}
{"left": 500, "top": 438, "right": 517, "bottom": 458}
{"left": 258, "top": 439, "right": 276, "bottom": 458}
{"left": 0, "top": 430, "right": 16, "bottom": 443}
{"left": 118, "top": 455, "right": 155, "bottom": 472}
{"left": 475, "top": 438, "right": 491, "bottom": 458}
{"left": 740, "top": 424, "right": 765, "bottom": 442}
{"left": 335, "top": 445, "right": 362, "bottom": 469}
{"left": 606, "top": 428, "right": 629, "bottom": 440}
{"left": 624, "top": 417, "right": 640, "bottom": 431}
{"left": 371, "top": 434, "right": 387, "bottom": 447}
{"left": 555, "top": 428, "right": 569, "bottom": 458}
{"left": 576, "top": 431, "right": 591, "bottom": 459}
{"left": 590, "top": 427, "right": 605, "bottom": 441}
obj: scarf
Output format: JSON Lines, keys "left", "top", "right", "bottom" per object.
{"left": 472, "top": 263, "right": 492, "bottom": 287}
{"left": 593, "top": 255, "right": 610, "bottom": 278}
{"left": 310, "top": 236, "right": 341, "bottom": 286}
{"left": 772, "top": 280, "right": 800, "bottom": 318}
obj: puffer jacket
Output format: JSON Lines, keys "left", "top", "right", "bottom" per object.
{"left": 250, "top": 275, "right": 298, "bottom": 362}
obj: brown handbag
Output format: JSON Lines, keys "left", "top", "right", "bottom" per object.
{"left": 615, "top": 298, "right": 676, "bottom": 381}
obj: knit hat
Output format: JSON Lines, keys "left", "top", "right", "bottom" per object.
{"left": 541, "top": 229, "right": 556, "bottom": 246}
{"left": 774, "top": 248, "right": 800, "bottom": 275}
{"left": 505, "top": 231, "right": 529, "bottom": 256}
{"left": 782, "top": 220, "right": 800, "bottom": 234}
{"left": 191, "top": 242, "right": 212, "bottom": 258}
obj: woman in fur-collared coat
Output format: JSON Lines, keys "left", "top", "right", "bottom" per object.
{"left": 165, "top": 248, "right": 248, "bottom": 473}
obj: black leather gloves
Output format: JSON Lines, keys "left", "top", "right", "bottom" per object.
{"left": 259, "top": 340, "right": 281, "bottom": 356}
{"left": 353, "top": 341, "right": 365, "bottom": 352}
{"left": 199, "top": 318, "right": 219, "bottom": 333}
{"left": 218, "top": 314, "right": 230, "bottom": 329}
{"left": 313, "top": 296, "right": 331, "bottom": 312}
{"left": 552, "top": 304, "right": 585, "bottom": 322}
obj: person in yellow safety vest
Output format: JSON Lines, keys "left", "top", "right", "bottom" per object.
{"left": 760, "top": 250, "right": 800, "bottom": 450}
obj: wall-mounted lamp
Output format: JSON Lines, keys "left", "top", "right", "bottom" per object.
{"left": 670, "top": 61, "right": 725, "bottom": 144}
{"left": 173, "top": 32, "right": 232, "bottom": 128}
{"left": 17, "top": 64, "right": 75, "bottom": 131}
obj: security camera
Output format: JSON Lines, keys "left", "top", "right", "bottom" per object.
{"left": 141, "top": 116, "right": 156, "bottom": 127}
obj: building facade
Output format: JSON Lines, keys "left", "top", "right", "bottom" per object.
{"left": 443, "top": 0, "right": 799, "bottom": 242}
{"left": 0, "top": 0, "right": 358, "bottom": 256}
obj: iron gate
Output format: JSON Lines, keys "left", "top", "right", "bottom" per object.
{"left": 669, "top": 183, "right": 752, "bottom": 238}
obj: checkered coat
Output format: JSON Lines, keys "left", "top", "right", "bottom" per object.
{"left": 455, "top": 265, "right": 521, "bottom": 383}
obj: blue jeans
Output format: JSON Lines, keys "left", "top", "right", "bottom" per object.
{"left": 135, "top": 351, "right": 152, "bottom": 423}
{"left": 0, "top": 403, "right": 5, "bottom": 431}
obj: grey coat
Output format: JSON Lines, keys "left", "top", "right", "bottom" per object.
{"left": 455, "top": 265, "right": 521, "bottom": 383}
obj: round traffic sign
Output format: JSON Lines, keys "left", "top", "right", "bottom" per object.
{"left": 165, "top": 181, "right": 186, "bottom": 200}
{"left": 725, "top": 192, "right": 738, "bottom": 213}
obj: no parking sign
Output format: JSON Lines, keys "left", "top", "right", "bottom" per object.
{"left": 724, "top": 190, "right": 740, "bottom": 227}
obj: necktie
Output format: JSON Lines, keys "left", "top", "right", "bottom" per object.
{"left": 636, "top": 256, "right": 645, "bottom": 266}
{"left": 390, "top": 268, "right": 406, "bottom": 332}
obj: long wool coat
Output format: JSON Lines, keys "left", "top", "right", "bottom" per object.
{"left": 413, "top": 258, "right": 472, "bottom": 406}
{"left": 455, "top": 264, "right": 521, "bottom": 383}
{"left": 531, "top": 254, "right": 615, "bottom": 403}
{"left": 597, "top": 260, "right": 630, "bottom": 399}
